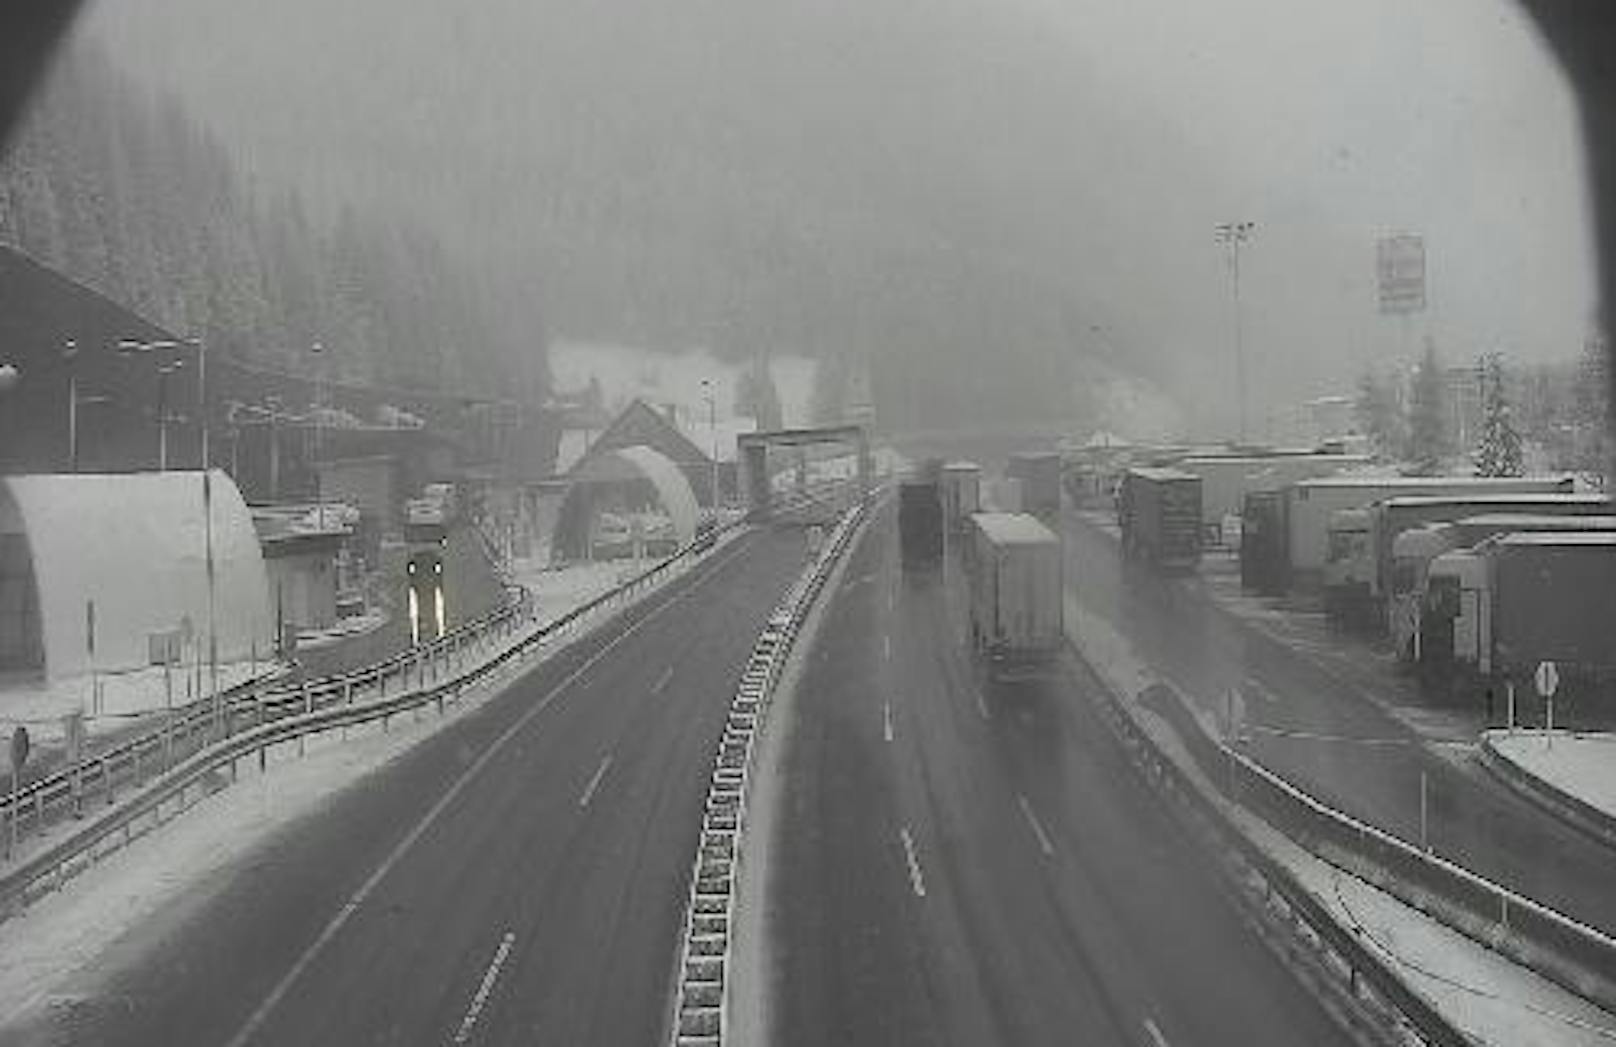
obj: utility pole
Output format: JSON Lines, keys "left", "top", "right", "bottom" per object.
{"left": 65, "top": 340, "right": 78, "bottom": 472}
{"left": 703, "top": 379, "right": 721, "bottom": 514}
{"left": 194, "top": 335, "right": 218, "bottom": 725}
{"left": 1214, "top": 220, "right": 1256, "bottom": 443}
{"left": 311, "top": 341, "right": 326, "bottom": 531}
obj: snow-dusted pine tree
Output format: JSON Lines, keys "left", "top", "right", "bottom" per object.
{"left": 1472, "top": 352, "right": 1524, "bottom": 477}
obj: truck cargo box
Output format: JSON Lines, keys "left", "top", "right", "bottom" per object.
{"left": 967, "top": 512, "right": 1063, "bottom": 672}
{"left": 898, "top": 479, "right": 944, "bottom": 569}
{"left": 1120, "top": 467, "right": 1202, "bottom": 571}
{"left": 1006, "top": 452, "right": 1062, "bottom": 518}
{"left": 1287, "top": 475, "right": 1572, "bottom": 590}
{"left": 939, "top": 461, "right": 983, "bottom": 533}
{"left": 1491, "top": 533, "right": 1616, "bottom": 686}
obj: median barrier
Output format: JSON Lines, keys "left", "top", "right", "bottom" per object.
{"left": 1143, "top": 676, "right": 1616, "bottom": 1019}
{"left": 669, "top": 494, "right": 872, "bottom": 1047}
{"left": 1082, "top": 663, "right": 1464, "bottom": 1046}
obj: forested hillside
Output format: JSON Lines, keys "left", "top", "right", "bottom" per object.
{"left": 0, "top": 39, "right": 540, "bottom": 401}
{"left": 84, "top": 0, "right": 1152, "bottom": 430}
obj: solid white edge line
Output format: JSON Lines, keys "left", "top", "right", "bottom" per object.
{"left": 452, "top": 931, "right": 516, "bottom": 1044}
{"left": 579, "top": 754, "right": 613, "bottom": 807}
{"left": 1017, "top": 794, "right": 1055, "bottom": 857}
{"left": 224, "top": 536, "right": 753, "bottom": 1047}
{"left": 899, "top": 825, "right": 926, "bottom": 898}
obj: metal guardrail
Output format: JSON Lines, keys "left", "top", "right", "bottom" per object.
{"left": 1088, "top": 675, "right": 1465, "bottom": 1046}
{"left": 1140, "top": 678, "right": 1616, "bottom": 1027}
{"left": 0, "top": 500, "right": 779, "bottom": 922}
{"left": 668, "top": 494, "right": 871, "bottom": 1047}
{"left": 0, "top": 593, "right": 529, "bottom": 859}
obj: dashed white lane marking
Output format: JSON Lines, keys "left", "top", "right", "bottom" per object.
{"left": 453, "top": 931, "right": 516, "bottom": 1043}
{"left": 652, "top": 665, "right": 675, "bottom": 693}
{"left": 1017, "top": 794, "right": 1055, "bottom": 857}
{"left": 1143, "top": 1017, "right": 1171, "bottom": 1047}
{"left": 579, "top": 755, "right": 613, "bottom": 807}
{"left": 899, "top": 826, "right": 927, "bottom": 898}
{"left": 883, "top": 699, "right": 894, "bottom": 743}
{"left": 224, "top": 537, "right": 754, "bottom": 1047}
{"left": 975, "top": 689, "right": 990, "bottom": 721}
{"left": 883, "top": 635, "right": 892, "bottom": 661}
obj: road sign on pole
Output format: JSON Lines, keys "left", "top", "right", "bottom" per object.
{"left": 1376, "top": 234, "right": 1426, "bottom": 314}
{"left": 1534, "top": 660, "right": 1560, "bottom": 699}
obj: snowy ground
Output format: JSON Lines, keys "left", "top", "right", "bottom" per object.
{"left": 1488, "top": 730, "right": 1616, "bottom": 823}
{"left": 548, "top": 341, "right": 819, "bottom": 428}
{"left": 0, "top": 534, "right": 739, "bottom": 1029}
{"left": 1066, "top": 595, "right": 1616, "bottom": 1046}
{"left": 0, "top": 660, "right": 281, "bottom": 777}
{"left": 1248, "top": 810, "right": 1616, "bottom": 1047}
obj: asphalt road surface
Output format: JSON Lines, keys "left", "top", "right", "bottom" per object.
{"left": 766, "top": 501, "right": 1352, "bottom": 1047}
{"left": 1061, "top": 511, "right": 1616, "bottom": 937}
{"left": 11, "top": 525, "right": 810, "bottom": 1047}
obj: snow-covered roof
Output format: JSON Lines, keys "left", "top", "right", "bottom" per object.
{"left": 971, "top": 511, "right": 1058, "bottom": 546}
{"left": 0, "top": 471, "right": 271, "bottom": 679}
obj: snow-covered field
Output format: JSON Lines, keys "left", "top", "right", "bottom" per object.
{"left": 1489, "top": 730, "right": 1616, "bottom": 822}
{"left": 549, "top": 341, "right": 818, "bottom": 428}
{"left": 1067, "top": 596, "right": 1616, "bottom": 1046}
{"left": 0, "top": 660, "right": 280, "bottom": 776}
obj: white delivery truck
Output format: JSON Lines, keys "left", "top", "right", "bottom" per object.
{"left": 966, "top": 512, "right": 1063, "bottom": 678}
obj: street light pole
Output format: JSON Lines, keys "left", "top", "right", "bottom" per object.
{"left": 1214, "top": 220, "right": 1256, "bottom": 443}
{"left": 192, "top": 335, "right": 218, "bottom": 726}
{"left": 156, "top": 361, "right": 184, "bottom": 471}
{"left": 311, "top": 341, "right": 326, "bottom": 530}
{"left": 65, "top": 340, "right": 79, "bottom": 472}
{"left": 702, "top": 379, "right": 720, "bottom": 514}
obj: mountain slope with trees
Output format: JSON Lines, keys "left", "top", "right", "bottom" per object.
{"left": 0, "top": 39, "right": 542, "bottom": 401}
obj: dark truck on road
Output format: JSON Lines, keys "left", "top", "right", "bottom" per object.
{"left": 898, "top": 477, "right": 944, "bottom": 569}
{"left": 1119, "top": 467, "right": 1202, "bottom": 572}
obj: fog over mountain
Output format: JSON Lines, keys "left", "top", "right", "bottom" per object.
{"left": 80, "top": 0, "right": 1595, "bottom": 436}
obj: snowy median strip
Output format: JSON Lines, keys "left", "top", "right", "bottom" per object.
{"left": 668, "top": 495, "right": 871, "bottom": 1047}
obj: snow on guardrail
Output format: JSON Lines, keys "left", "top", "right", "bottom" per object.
{"left": 668, "top": 494, "right": 870, "bottom": 1047}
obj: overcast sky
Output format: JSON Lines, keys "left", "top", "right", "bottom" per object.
{"left": 80, "top": 0, "right": 1597, "bottom": 434}
{"left": 1012, "top": 0, "right": 1595, "bottom": 388}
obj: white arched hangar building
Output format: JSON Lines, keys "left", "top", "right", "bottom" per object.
{"left": 0, "top": 471, "right": 271, "bottom": 681}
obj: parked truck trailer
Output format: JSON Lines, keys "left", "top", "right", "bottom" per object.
{"left": 1387, "top": 510, "right": 1616, "bottom": 661}
{"left": 1175, "top": 452, "right": 1370, "bottom": 546}
{"left": 1282, "top": 475, "right": 1572, "bottom": 594}
{"left": 1119, "top": 467, "right": 1202, "bottom": 571}
{"left": 966, "top": 512, "right": 1064, "bottom": 677}
{"left": 1006, "top": 452, "right": 1063, "bottom": 518}
{"left": 1422, "top": 532, "right": 1616, "bottom": 712}
{"left": 1322, "top": 487, "right": 1593, "bottom": 627}
{"left": 939, "top": 461, "right": 983, "bottom": 533}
